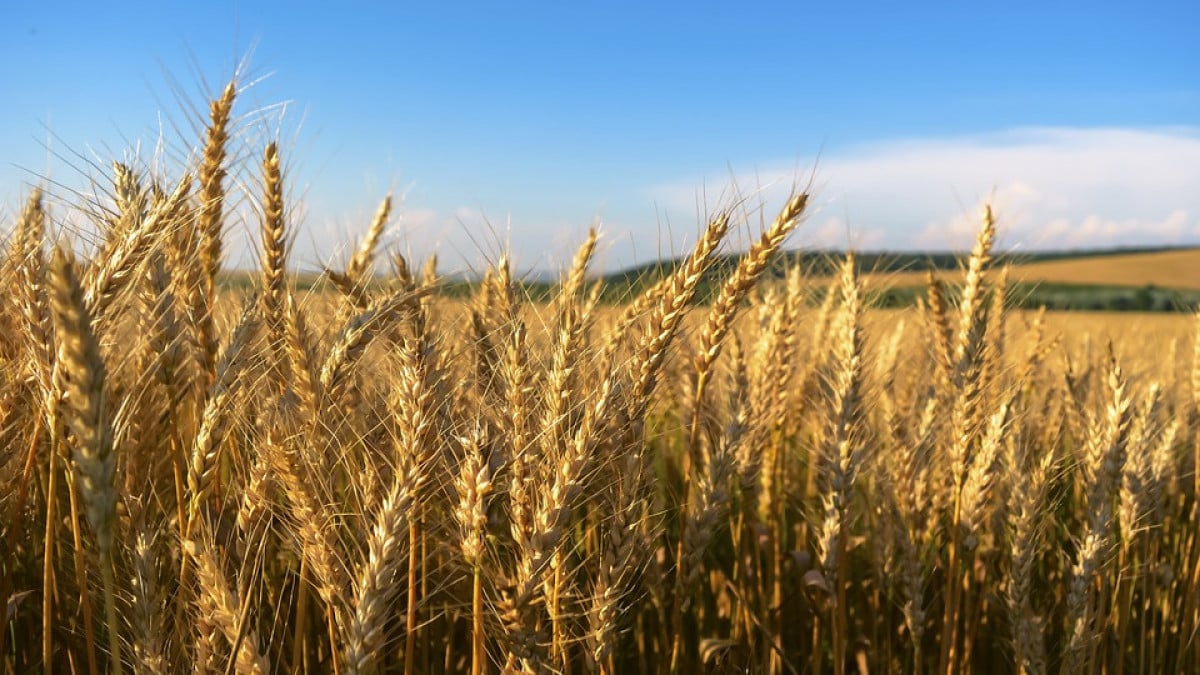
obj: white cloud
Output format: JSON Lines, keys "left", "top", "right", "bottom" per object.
{"left": 41, "top": 125, "right": 1195, "bottom": 276}
{"left": 648, "top": 126, "right": 1200, "bottom": 253}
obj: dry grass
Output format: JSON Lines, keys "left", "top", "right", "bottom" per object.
{"left": 2, "top": 82, "right": 1200, "bottom": 675}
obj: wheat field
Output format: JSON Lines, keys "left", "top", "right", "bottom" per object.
{"left": 2, "top": 82, "right": 1199, "bottom": 675}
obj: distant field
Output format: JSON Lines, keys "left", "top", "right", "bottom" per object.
{"left": 866, "top": 308, "right": 1194, "bottom": 370}
{"left": 874, "top": 247, "right": 1200, "bottom": 290}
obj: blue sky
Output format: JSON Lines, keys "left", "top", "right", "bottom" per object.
{"left": 2, "top": 2, "right": 1198, "bottom": 272}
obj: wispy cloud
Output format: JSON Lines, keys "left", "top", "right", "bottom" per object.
{"left": 648, "top": 126, "right": 1200, "bottom": 252}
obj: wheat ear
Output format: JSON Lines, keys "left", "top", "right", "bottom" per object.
{"left": 1064, "top": 349, "right": 1132, "bottom": 672}
{"left": 184, "top": 533, "right": 270, "bottom": 675}
{"left": 1006, "top": 443, "right": 1054, "bottom": 675}
{"left": 84, "top": 173, "right": 191, "bottom": 323}
{"left": 259, "top": 142, "right": 289, "bottom": 377}
{"left": 347, "top": 194, "right": 392, "bottom": 284}
{"left": 342, "top": 457, "right": 427, "bottom": 675}
{"left": 813, "top": 253, "right": 865, "bottom": 675}
{"left": 693, "top": 193, "right": 806, "bottom": 392}
{"left": 938, "top": 205, "right": 997, "bottom": 675}
{"left": 196, "top": 80, "right": 237, "bottom": 378}
{"left": 453, "top": 424, "right": 494, "bottom": 675}
{"left": 633, "top": 210, "right": 730, "bottom": 411}
{"left": 185, "top": 298, "right": 257, "bottom": 528}
{"left": 48, "top": 245, "right": 122, "bottom": 675}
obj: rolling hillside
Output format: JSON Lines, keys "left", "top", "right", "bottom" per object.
{"left": 874, "top": 248, "right": 1200, "bottom": 290}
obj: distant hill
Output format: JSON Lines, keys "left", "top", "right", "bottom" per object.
{"left": 599, "top": 245, "right": 1200, "bottom": 312}
{"left": 881, "top": 248, "right": 1200, "bottom": 290}
{"left": 605, "top": 245, "right": 1198, "bottom": 287}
